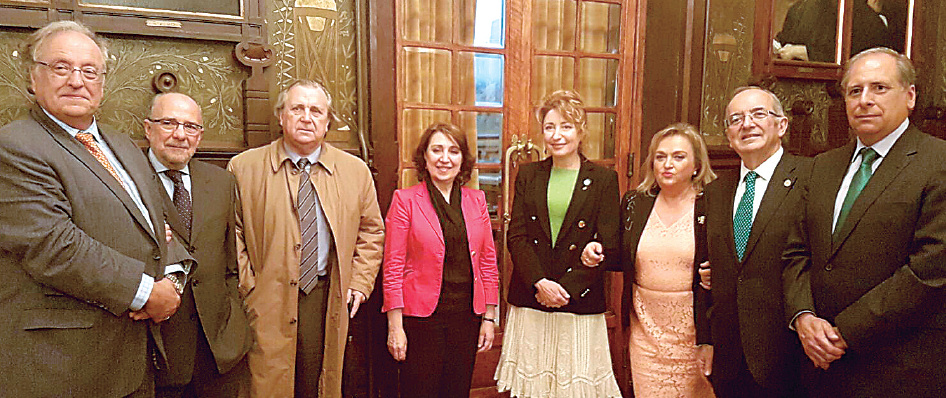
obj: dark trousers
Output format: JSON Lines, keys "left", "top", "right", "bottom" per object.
{"left": 295, "top": 276, "right": 331, "bottom": 398}
{"left": 711, "top": 354, "right": 805, "bottom": 398}
{"left": 399, "top": 310, "right": 481, "bottom": 398}
{"left": 155, "top": 324, "right": 250, "bottom": 398}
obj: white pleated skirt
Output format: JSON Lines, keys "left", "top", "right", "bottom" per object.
{"left": 494, "top": 305, "right": 623, "bottom": 397}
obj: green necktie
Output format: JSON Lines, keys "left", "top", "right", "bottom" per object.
{"left": 733, "top": 171, "right": 758, "bottom": 261}
{"left": 835, "top": 147, "right": 880, "bottom": 236}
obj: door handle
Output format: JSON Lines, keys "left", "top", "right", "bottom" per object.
{"left": 501, "top": 134, "right": 541, "bottom": 252}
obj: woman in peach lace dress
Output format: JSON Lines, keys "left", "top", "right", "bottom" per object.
{"left": 584, "top": 123, "right": 715, "bottom": 397}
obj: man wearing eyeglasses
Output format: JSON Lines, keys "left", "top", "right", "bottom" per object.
{"left": 144, "top": 92, "right": 253, "bottom": 398}
{"left": 783, "top": 48, "right": 946, "bottom": 397}
{"left": 697, "top": 86, "right": 810, "bottom": 398}
{"left": 227, "top": 80, "right": 384, "bottom": 397}
{"left": 0, "top": 21, "right": 189, "bottom": 397}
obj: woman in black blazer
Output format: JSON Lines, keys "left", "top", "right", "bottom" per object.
{"left": 584, "top": 122, "right": 716, "bottom": 397}
{"left": 494, "top": 90, "right": 622, "bottom": 397}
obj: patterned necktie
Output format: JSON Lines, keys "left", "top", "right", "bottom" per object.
{"left": 733, "top": 171, "right": 758, "bottom": 261}
{"left": 835, "top": 147, "right": 880, "bottom": 236}
{"left": 164, "top": 170, "right": 193, "bottom": 237}
{"left": 296, "top": 159, "right": 321, "bottom": 294}
{"left": 75, "top": 132, "right": 127, "bottom": 190}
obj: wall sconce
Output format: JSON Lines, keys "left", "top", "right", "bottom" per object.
{"left": 712, "top": 33, "right": 737, "bottom": 63}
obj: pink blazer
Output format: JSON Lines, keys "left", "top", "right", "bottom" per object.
{"left": 382, "top": 183, "right": 499, "bottom": 317}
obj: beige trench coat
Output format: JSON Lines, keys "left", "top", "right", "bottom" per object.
{"left": 228, "top": 139, "right": 384, "bottom": 397}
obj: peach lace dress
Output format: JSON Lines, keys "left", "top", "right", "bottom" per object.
{"left": 629, "top": 206, "right": 715, "bottom": 398}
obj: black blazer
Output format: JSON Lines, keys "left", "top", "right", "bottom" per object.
{"left": 158, "top": 159, "right": 252, "bottom": 386}
{"left": 699, "top": 153, "right": 809, "bottom": 392}
{"left": 610, "top": 189, "right": 708, "bottom": 330}
{"left": 506, "top": 157, "right": 620, "bottom": 314}
{"left": 783, "top": 125, "right": 946, "bottom": 397}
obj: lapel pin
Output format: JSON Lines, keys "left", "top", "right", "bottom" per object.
{"left": 697, "top": 215, "right": 705, "bottom": 225}
{"left": 783, "top": 179, "right": 792, "bottom": 187}
{"left": 581, "top": 178, "right": 592, "bottom": 190}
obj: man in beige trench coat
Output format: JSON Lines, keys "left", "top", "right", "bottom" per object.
{"left": 228, "top": 80, "right": 384, "bottom": 397}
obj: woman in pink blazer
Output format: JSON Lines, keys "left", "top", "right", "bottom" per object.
{"left": 382, "top": 122, "right": 500, "bottom": 397}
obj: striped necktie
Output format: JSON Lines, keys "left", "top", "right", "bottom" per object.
{"left": 296, "top": 159, "right": 321, "bottom": 294}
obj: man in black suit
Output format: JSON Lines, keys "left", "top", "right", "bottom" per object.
{"left": 145, "top": 92, "right": 253, "bottom": 397}
{"left": 784, "top": 48, "right": 946, "bottom": 397}
{"left": 0, "top": 21, "right": 182, "bottom": 397}
{"left": 698, "top": 87, "right": 809, "bottom": 398}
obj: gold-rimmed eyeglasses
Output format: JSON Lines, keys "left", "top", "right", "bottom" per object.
{"left": 34, "top": 60, "right": 105, "bottom": 81}
{"left": 146, "top": 118, "right": 204, "bottom": 136}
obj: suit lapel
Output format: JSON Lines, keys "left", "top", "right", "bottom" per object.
{"left": 713, "top": 171, "right": 740, "bottom": 265}
{"left": 416, "top": 185, "right": 444, "bottom": 244}
{"left": 814, "top": 142, "right": 856, "bottom": 256}
{"left": 188, "top": 162, "right": 214, "bottom": 243}
{"left": 554, "top": 160, "right": 592, "bottom": 248}
{"left": 33, "top": 107, "right": 158, "bottom": 244}
{"left": 533, "top": 159, "right": 554, "bottom": 243}
{"left": 742, "top": 155, "right": 800, "bottom": 262}
{"left": 832, "top": 128, "right": 918, "bottom": 253}
{"left": 100, "top": 129, "right": 162, "bottom": 244}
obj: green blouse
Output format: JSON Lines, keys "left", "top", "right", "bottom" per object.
{"left": 547, "top": 167, "right": 579, "bottom": 246}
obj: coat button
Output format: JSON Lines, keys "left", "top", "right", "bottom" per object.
{"left": 294, "top": 243, "right": 301, "bottom": 251}
{"left": 290, "top": 279, "right": 299, "bottom": 286}
{"left": 153, "top": 255, "right": 161, "bottom": 261}
{"left": 566, "top": 268, "right": 573, "bottom": 272}
{"left": 289, "top": 318, "right": 297, "bottom": 324}
{"left": 191, "top": 277, "right": 200, "bottom": 286}
{"left": 568, "top": 244, "right": 577, "bottom": 251}
{"left": 188, "top": 245, "right": 197, "bottom": 253}
{"left": 534, "top": 239, "right": 538, "bottom": 245}
{"left": 825, "top": 264, "right": 833, "bottom": 271}
{"left": 578, "top": 220, "right": 586, "bottom": 228}
{"left": 531, "top": 215, "right": 537, "bottom": 221}
{"left": 471, "top": 250, "right": 476, "bottom": 256}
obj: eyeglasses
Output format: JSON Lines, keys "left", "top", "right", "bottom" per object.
{"left": 34, "top": 61, "right": 105, "bottom": 81}
{"left": 146, "top": 118, "right": 204, "bottom": 136}
{"left": 725, "top": 108, "right": 782, "bottom": 128}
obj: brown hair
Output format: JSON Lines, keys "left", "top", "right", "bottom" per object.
{"left": 636, "top": 122, "right": 716, "bottom": 195}
{"left": 412, "top": 122, "right": 475, "bottom": 185}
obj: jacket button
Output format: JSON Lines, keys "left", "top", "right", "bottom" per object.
{"left": 566, "top": 268, "right": 573, "bottom": 272}
{"left": 825, "top": 264, "right": 833, "bottom": 271}
{"left": 568, "top": 244, "right": 577, "bottom": 251}
{"left": 290, "top": 279, "right": 298, "bottom": 286}
{"left": 289, "top": 318, "right": 297, "bottom": 324}
{"left": 578, "top": 220, "right": 586, "bottom": 228}
{"left": 471, "top": 250, "right": 476, "bottom": 256}
{"left": 294, "top": 243, "right": 301, "bottom": 251}
{"left": 531, "top": 215, "right": 537, "bottom": 220}
{"left": 192, "top": 277, "right": 200, "bottom": 286}
{"left": 188, "top": 245, "right": 197, "bottom": 253}
{"left": 153, "top": 255, "right": 161, "bottom": 261}
{"left": 534, "top": 239, "right": 538, "bottom": 245}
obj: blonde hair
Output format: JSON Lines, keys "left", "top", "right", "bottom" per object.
{"left": 536, "top": 90, "right": 587, "bottom": 152}
{"left": 636, "top": 122, "right": 716, "bottom": 195}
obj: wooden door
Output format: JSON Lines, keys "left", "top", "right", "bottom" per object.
{"left": 388, "top": 0, "right": 646, "bottom": 395}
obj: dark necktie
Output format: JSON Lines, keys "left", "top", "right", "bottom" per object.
{"left": 296, "top": 159, "right": 320, "bottom": 294}
{"left": 164, "top": 170, "right": 193, "bottom": 237}
{"left": 835, "top": 147, "right": 880, "bottom": 236}
{"left": 733, "top": 171, "right": 758, "bottom": 261}
{"left": 75, "top": 132, "right": 127, "bottom": 190}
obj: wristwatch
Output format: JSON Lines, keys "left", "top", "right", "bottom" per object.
{"left": 165, "top": 274, "right": 185, "bottom": 295}
{"left": 483, "top": 315, "right": 500, "bottom": 328}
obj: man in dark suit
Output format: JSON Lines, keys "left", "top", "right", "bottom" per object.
{"left": 698, "top": 87, "right": 809, "bottom": 398}
{"left": 0, "top": 21, "right": 182, "bottom": 397}
{"left": 784, "top": 48, "right": 946, "bottom": 397}
{"left": 144, "top": 92, "right": 253, "bottom": 397}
